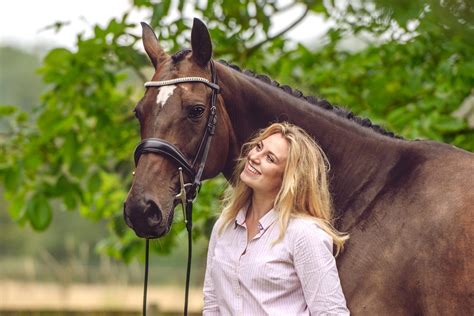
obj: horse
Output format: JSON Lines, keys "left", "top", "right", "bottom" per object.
{"left": 123, "top": 19, "right": 474, "bottom": 315}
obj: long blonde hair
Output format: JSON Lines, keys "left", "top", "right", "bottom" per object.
{"left": 219, "top": 122, "right": 349, "bottom": 255}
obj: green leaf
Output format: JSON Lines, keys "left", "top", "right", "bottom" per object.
{"left": 4, "top": 167, "right": 20, "bottom": 191}
{"left": 63, "top": 190, "right": 78, "bottom": 210}
{"left": 7, "top": 194, "right": 27, "bottom": 221}
{"left": 111, "top": 213, "right": 127, "bottom": 238}
{"left": 40, "top": 48, "right": 72, "bottom": 82}
{"left": 310, "top": 2, "right": 329, "bottom": 15}
{"left": 94, "top": 25, "right": 106, "bottom": 39}
{"left": 0, "top": 105, "right": 17, "bottom": 116}
{"left": 70, "top": 158, "right": 87, "bottom": 178}
{"left": 24, "top": 155, "right": 42, "bottom": 170}
{"left": 87, "top": 171, "right": 102, "bottom": 192}
{"left": 27, "top": 194, "right": 53, "bottom": 230}
{"left": 63, "top": 132, "right": 78, "bottom": 164}
{"left": 16, "top": 111, "right": 28, "bottom": 123}
{"left": 121, "top": 239, "right": 142, "bottom": 263}
{"left": 433, "top": 117, "right": 466, "bottom": 132}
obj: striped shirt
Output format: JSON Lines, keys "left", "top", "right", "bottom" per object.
{"left": 203, "top": 207, "right": 349, "bottom": 315}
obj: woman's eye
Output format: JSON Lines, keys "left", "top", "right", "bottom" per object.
{"left": 256, "top": 142, "right": 262, "bottom": 151}
{"left": 188, "top": 106, "right": 205, "bottom": 119}
{"left": 267, "top": 155, "right": 275, "bottom": 163}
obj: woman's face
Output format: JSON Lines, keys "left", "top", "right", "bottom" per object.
{"left": 240, "top": 133, "right": 289, "bottom": 198}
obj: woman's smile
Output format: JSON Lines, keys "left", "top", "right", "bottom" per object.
{"left": 245, "top": 162, "right": 261, "bottom": 176}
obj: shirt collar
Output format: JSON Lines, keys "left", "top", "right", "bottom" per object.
{"left": 234, "top": 204, "right": 278, "bottom": 230}
{"left": 235, "top": 206, "right": 247, "bottom": 228}
{"left": 259, "top": 208, "right": 278, "bottom": 231}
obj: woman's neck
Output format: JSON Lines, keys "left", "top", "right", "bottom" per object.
{"left": 247, "top": 191, "right": 276, "bottom": 222}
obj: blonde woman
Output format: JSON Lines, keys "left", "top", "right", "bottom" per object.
{"left": 203, "top": 122, "right": 349, "bottom": 315}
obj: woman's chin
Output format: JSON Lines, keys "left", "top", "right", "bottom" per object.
{"left": 240, "top": 172, "right": 255, "bottom": 185}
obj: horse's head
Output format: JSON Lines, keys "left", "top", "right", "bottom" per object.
{"left": 124, "top": 19, "right": 233, "bottom": 239}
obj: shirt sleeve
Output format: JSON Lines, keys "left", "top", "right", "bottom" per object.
{"left": 203, "top": 218, "right": 220, "bottom": 315}
{"left": 292, "top": 221, "right": 350, "bottom": 315}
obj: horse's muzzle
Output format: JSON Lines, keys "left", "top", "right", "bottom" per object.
{"left": 123, "top": 196, "right": 171, "bottom": 239}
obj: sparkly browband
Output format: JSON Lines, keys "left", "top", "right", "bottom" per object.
{"left": 144, "top": 77, "right": 220, "bottom": 91}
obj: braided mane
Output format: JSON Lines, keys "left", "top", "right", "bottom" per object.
{"left": 171, "top": 49, "right": 400, "bottom": 138}
{"left": 218, "top": 60, "right": 401, "bottom": 139}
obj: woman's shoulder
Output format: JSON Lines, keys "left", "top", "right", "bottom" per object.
{"left": 211, "top": 216, "right": 225, "bottom": 233}
{"left": 286, "top": 217, "right": 333, "bottom": 250}
{"left": 287, "top": 216, "right": 328, "bottom": 234}
{"left": 210, "top": 214, "right": 234, "bottom": 237}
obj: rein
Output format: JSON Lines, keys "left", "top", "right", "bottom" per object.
{"left": 133, "top": 60, "right": 220, "bottom": 316}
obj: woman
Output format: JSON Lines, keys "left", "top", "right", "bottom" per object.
{"left": 203, "top": 122, "right": 349, "bottom": 315}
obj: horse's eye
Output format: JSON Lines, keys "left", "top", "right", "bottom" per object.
{"left": 188, "top": 106, "right": 205, "bottom": 119}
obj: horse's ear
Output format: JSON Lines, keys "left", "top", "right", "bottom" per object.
{"left": 191, "top": 18, "right": 212, "bottom": 67}
{"left": 141, "top": 22, "right": 167, "bottom": 69}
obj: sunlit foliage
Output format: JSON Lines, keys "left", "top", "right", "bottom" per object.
{"left": 0, "top": 0, "right": 472, "bottom": 261}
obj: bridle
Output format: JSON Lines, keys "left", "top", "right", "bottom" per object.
{"left": 133, "top": 60, "right": 220, "bottom": 316}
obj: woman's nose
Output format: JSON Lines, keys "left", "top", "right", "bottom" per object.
{"left": 249, "top": 151, "right": 261, "bottom": 163}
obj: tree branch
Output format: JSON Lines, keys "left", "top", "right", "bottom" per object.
{"left": 276, "top": 2, "right": 297, "bottom": 12}
{"left": 246, "top": 7, "right": 310, "bottom": 57}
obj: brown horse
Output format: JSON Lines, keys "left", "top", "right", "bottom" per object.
{"left": 124, "top": 19, "right": 474, "bottom": 315}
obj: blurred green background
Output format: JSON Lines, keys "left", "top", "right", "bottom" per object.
{"left": 0, "top": 0, "right": 473, "bottom": 314}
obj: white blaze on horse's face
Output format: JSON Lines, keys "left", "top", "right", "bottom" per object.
{"left": 156, "top": 85, "right": 177, "bottom": 108}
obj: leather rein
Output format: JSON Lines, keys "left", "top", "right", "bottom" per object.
{"left": 133, "top": 60, "right": 220, "bottom": 316}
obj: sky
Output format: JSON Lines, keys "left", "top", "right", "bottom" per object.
{"left": 0, "top": 0, "right": 139, "bottom": 49}
{"left": 0, "top": 0, "right": 329, "bottom": 51}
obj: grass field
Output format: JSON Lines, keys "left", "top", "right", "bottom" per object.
{"left": 0, "top": 280, "right": 203, "bottom": 315}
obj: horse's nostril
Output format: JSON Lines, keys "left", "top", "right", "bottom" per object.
{"left": 145, "top": 199, "right": 162, "bottom": 225}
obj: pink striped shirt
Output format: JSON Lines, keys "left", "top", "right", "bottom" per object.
{"left": 203, "top": 207, "right": 349, "bottom": 315}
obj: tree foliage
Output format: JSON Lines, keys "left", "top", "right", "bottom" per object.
{"left": 1, "top": 0, "right": 472, "bottom": 261}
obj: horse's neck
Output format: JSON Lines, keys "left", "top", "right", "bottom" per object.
{"left": 218, "top": 64, "right": 406, "bottom": 227}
